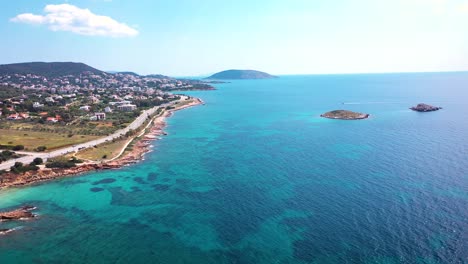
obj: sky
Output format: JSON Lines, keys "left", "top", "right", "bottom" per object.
{"left": 1, "top": 0, "right": 468, "bottom": 76}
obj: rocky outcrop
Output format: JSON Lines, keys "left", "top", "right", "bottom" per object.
{"left": 0, "top": 205, "right": 37, "bottom": 220}
{"left": 410, "top": 103, "right": 442, "bottom": 112}
{"left": 321, "top": 110, "right": 369, "bottom": 120}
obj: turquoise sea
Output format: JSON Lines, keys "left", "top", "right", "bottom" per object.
{"left": 0, "top": 73, "right": 467, "bottom": 263}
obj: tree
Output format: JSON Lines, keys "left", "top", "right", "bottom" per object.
{"left": 32, "top": 157, "right": 43, "bottom": 165}
{"left": 36, "top": 146, "right": 47, "bottom": 152}
{"left": 12, "top": 145, "right": 25, "bottom": 151}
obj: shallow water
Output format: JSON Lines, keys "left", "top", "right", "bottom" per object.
{"left": 0, "top": 73, "right": 467, "bottom": 263}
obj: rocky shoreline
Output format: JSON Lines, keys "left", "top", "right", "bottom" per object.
{"left": 0, "top": 98, "right": 203, "bottom": 190}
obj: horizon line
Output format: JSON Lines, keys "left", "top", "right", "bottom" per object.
{"left": 0, "top": 61, "right": 466, "bottom": 78}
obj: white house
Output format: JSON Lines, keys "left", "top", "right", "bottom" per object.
{"left": 117, "top": 104, "right": 137, "bottom": 112}
{"left": 80, "top": 105, "right": 91, "bottom": 111}
{"left": 33, "top": 102, "right": 44, "bottom": 109}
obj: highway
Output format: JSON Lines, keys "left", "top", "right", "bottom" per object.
{"left": 0, "top": 98, "right": 184, "bottom": 171}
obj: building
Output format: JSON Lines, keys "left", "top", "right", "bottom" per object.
{"left": 18, "top": 113, "right": 29, "bottom": 119}
{"left": 109, "top": 100, "right": 132, "bottom": 106}
{"left": 7, "top": 114, "right": 20, "bottom": 120}
{"left": 80, "top": 105, "right": 91, "bottom": 111}
{"left": 46, "top": 117, "right": 59, "bottom": 123}
{"left": 94, "top": 113, "right": 106, "bottom": 121}
{"left": 33, "top": 102, "right": 44, "bottom": 109}
{"left": 117, "top": 104, "right": 137, "bottom": 112}
{"left": 104, "top": 106, "right": 113, "bottom": 113}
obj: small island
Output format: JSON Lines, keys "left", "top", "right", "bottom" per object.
{"left": 410, "top": 103, "right": 442, "bottom": 112}
{"left": 321, "top": 110, "right": 369, "bottom": 120}
{"left": 206, "top": 70, "right": 277, "bottom": 80}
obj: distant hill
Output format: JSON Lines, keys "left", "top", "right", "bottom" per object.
{"left": 116, "top": 71, "right": 139, "bottom": 76}
{"left": 0, "top": 62, "right": 104, "bottom": 78}
{"left": 206, "top": 70, "right": 277, "bottom": 80}
{"left": 146, "top": 74, "right": 173, "bottom": 79}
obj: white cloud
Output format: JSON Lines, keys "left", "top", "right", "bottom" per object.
{"left": 11, "top": 4, "right": 138, "bottom": 37}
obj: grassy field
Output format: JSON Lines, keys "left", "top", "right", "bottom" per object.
{"left": 0, "top": 129, "right": 100, "bottom": 151}
{"left": 173, "top": 98, "right": 196, "bottom": 108}
{"left": 0, "top": 121, "right": 118, "bottom": 136}
{"left": 74, "top": 139, "right": 128, "bottom": 161}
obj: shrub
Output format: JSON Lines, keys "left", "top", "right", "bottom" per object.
{"left": 9, "top": 162, "right": 39, "bottom": 174}
{"left": 12, "top": 145, "right": 24, "bottom": 151}
{"left": 46, "top": 157, "right": 83, "bottom": 168}
{"left": 32, "top": 157, "right": 43, "bottom": 165}
{"left": 0, "top": 150, "right": 15, "bottom": 162}
{"left": 45, "top": 158, "right": 76, "bottom": 169}
{"left": 36, "top": 146, "right": 47, "bottom": 152}
{"left": 70, "top": 156, "right": 84, "bottom": 164}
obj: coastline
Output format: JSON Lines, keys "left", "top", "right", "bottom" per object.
{"left": 0, "top": 97, "right": 204, "bottom": 190}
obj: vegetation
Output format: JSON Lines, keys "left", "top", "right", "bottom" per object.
{"left": 0, "top": 129, "right": 99, "bottom": 151}
{"left": 32, "top": 157, "right": 43, "bottom": 165}
{"left": 320, "top": 110, "right": 369, "bottom": 120}
{"left": 12, "top": 145, "right": 25, "bottom": 151}
{"left": 45, "top": 157, "right": 83, "bottom": 169}
{"left": 10, "top": 162, "right": 39, "bottom": 174}
{"left": 75, "top": 139, "right": 128, "bottom": 161}
{"left": 35, "top": 146, "right": 47, "bottom": 152}
{"left": 0, "top": 85, "right": 23, "bottom": 99}
{"left": 0, "top": 150, "right": 21, "bottom": 163}
{"left": 0, "top": 62, "right": 103, "bottom": 78}
{"left": 0, "top": 144, "right": 25, "bottom": 151}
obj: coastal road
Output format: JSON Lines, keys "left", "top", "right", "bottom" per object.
{"left": 0, "top": 98, "right": 186, "bottom": 171}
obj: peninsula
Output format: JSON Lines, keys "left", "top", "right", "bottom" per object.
{"left": 410, "top": 103, "right": 442, "bottom": 112}
{"left": 321, "top": 110, "right": 369, "bottom": 120}
{"left": 206, "top": 70, "right": 277, "bottom": 80}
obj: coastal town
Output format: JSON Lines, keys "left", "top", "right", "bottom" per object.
{"left": 0, "top": 63, "right": 211, "bottom": 187}
{"left": 0, "top": 67, "right": 212, "bottom": 126}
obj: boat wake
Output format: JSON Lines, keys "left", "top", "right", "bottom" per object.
{"left": 342, "top": 102, "right": 405, "bottom": 105}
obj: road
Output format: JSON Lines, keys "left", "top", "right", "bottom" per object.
{"left": 0, "top": 98, "right": 185, "bottom": 171}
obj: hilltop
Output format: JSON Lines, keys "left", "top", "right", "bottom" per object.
{"left": 206, "top": 70, "right": 277, "bottom": 80}
{"left": 0, "top": 62, "right": 104, "bottom": 78}
{"left": 116, "top": 71, "right": 139, "bottom": 76}
{"left": 145, "top": 74, "right": 174, "bottom": 79}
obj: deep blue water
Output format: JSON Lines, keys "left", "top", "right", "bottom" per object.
{"left": 0, "top": 73, "right": 467, "bottom": 263}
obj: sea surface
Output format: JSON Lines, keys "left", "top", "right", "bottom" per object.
{"left": 0, "top": 73, "right": 467, "bottom": 263}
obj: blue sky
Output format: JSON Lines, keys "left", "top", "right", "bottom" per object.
{"left": 1, "top": 0, "right": 468, "bottom": 76}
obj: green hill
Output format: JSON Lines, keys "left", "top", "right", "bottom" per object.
{"left": 207, "top": 70, "right": 277, "bottom": 80}
{"left": 0, "top": 62, "right": 104, "bottom": 78}
{"left": 116, "top": 71, "right": 140, "bottom": 76}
